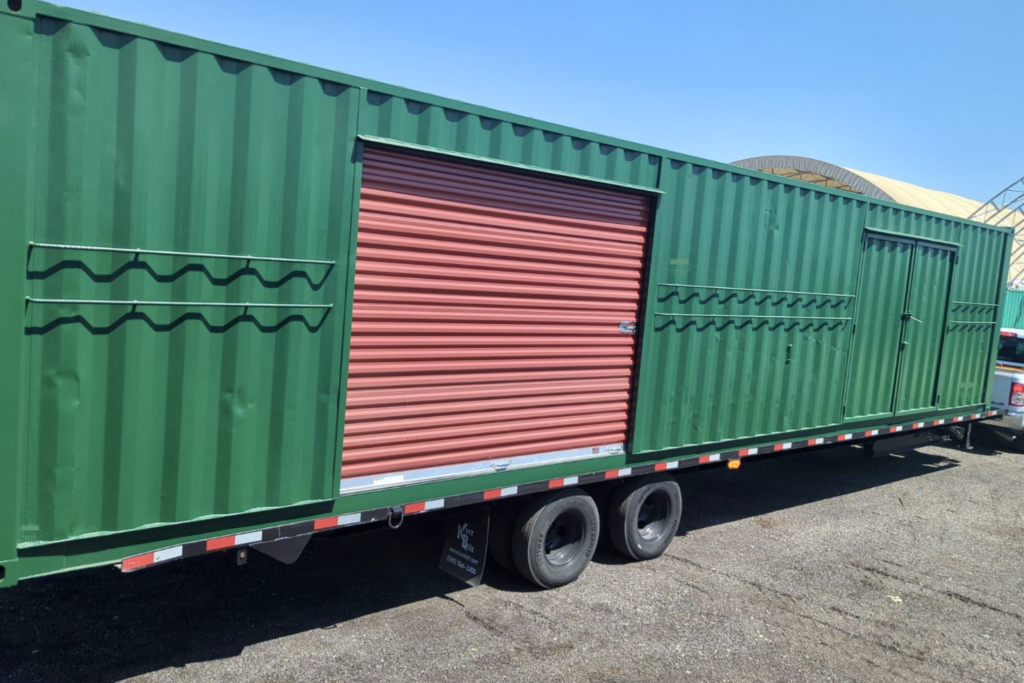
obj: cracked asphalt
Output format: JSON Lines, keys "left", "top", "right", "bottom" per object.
{"left": 2, "top": 431, "right": 1023, "bottom": 682}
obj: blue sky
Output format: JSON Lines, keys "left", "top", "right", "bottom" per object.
{"left": 65, "top": 0, "right": 1021, "bottom": 202}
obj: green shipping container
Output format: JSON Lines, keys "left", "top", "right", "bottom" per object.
{"left": 0, "top": 0, "right": 1010, "bottom": 588}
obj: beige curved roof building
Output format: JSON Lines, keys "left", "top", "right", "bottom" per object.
{"left": 732, "top": 156, "right": 1021, "bottom": 282}
{"left": 732, "top": 156, "right": 985, "bottom": 219}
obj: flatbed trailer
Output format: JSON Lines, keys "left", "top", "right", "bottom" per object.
{"left": 0, "top": 0, "right": 1011, "bottom": 590}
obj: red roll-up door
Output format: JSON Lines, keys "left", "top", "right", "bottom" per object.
{"left": 342, "top": 148, "right": 650, "bottom": 482}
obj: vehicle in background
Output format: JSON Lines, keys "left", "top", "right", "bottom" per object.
{"left": 989, "top": 328, "right": 1024, "bottom": 450}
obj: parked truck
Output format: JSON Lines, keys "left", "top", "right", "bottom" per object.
{"left": 987, "top": 328, "right": 1024, "bottom": 449}
{"left": 0, "top": 1, "right": 1010, "bottom": 591}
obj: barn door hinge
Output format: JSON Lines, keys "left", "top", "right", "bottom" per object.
{"left": 619, "top": 321, "right": 637, "bottom": 334}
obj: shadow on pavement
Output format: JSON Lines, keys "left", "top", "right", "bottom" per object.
{"left": 675, "top": 442, "right": 960, "bottom": 535}
{"left": 0, "top": 440, "right": 974, "bottom": 681}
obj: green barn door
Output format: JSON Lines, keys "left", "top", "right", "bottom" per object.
{"left": 844, "top": 234, "right": 913, "bottom": 421}
{"left": 894, "top": 244, "right": 956, "bottom": 414}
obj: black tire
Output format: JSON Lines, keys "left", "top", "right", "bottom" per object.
{"left": 608, "top": 474, "right": 682, "bottom": 561}
{"left": 487, "top": 502, "right": 518, "bottom": 573}
{"left": 511, "top": 488, "right": 599, "bottom": 589}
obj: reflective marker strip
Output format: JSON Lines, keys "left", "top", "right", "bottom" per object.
{"left": 120, "top": 410, "right": 1006, "bottom": 575}
{"left": 207, "top": 530, "right": 263, "bottom": 551}
{"left": 739, "top": 447, "right": 758, "bottom": 457}
{"left": 605, "top": 468, "right": 632, "bottom": 479}
{"left": 314, "top": 513, "right": 364, "bottom": 530}
{"left": 154, "top": 546, "right": 183, "bottom": 563}
{"left": 314, "top": 517, "right": 337, "bottom": 530}
{"left": 483, "top": 486, "right": 518, "bottom": 500}
{"left": 865, "top": 429, "right": 879, "bottom": 437}
{"left": 122, "top": 553, "right": 154, "bottom": 571}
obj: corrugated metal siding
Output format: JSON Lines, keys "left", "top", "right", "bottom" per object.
{"left": 845, "top": 235, "right": 913, "bottom": 421}
{"left": 21, "top": 17, "right": 354, "bottom": 543}
{"left": 343, "top": 149, "right": 649, "bottom": 478}
{"left": 1002, "top": 290, "right": 1024, "bottom": 328}
{"left": 861, "top": 207, "right": 1006, "bottom": 410}
{"left": 631, "top": 163, "right": 1009, "bottom": 454}
{"left": 896, "top": 244, "right": 955, "bottom": 414}
{"left": 357, "top": 90, "right": 662, "bottom": 190}
{"left": 632, "top": 162, "right": 860, "bottom": 451}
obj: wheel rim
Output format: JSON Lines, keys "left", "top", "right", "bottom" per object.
{"left": 637, "top": 489, "right": 671, "bottom": 541}
{"left": 544, "top": 510, "right": 586, "bottom": 566}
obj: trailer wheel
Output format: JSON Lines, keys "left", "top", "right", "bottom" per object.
{"left": 511, "top": 488, "right": 599, "bottom": 589}
{"left": 608, "top": 474, "right": 682, "bottom": 561}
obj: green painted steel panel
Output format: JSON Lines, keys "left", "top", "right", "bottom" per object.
{"left": 1002, "top": 290, "right": 1024, "bottom": 328}
{"left": 0, "top": 4, "right": 36, "bottom": 587}
{"left": 895, "top": 244, "right": 955, "bottom": 414}
{"left": 632, "top": 162, "right": 861, "bottom": 451}
{"left": 0, "top": 1, "right": 1011, "bottom": 584}
{"left": 19, "top": 14, "right": 357, "bottom": 545}
{"left": 844, "top": 234, "right": 913, "bottom": 421}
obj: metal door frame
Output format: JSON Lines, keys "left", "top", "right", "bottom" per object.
{"left": 842, "top": 228, "right": 959, "bottom": 423}
{"left": 893, "top": 241, "right": 958, "bottom": 416}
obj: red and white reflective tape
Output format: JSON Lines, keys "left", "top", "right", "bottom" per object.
{"left": 314, "top": 513, "right": 362, "bottom": 530}
{"left": 119, "top": 410, "right": 1005, "bottom": 575}
{"left": 603, "top": 467, "right": 632, "bottom": 479}
{"left": 482, "top": 486, "right": 520, "bottom": 501}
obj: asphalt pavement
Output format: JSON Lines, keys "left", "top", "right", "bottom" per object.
{"left": 2, "top": 431, "right": 1022, "bottom": 682}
